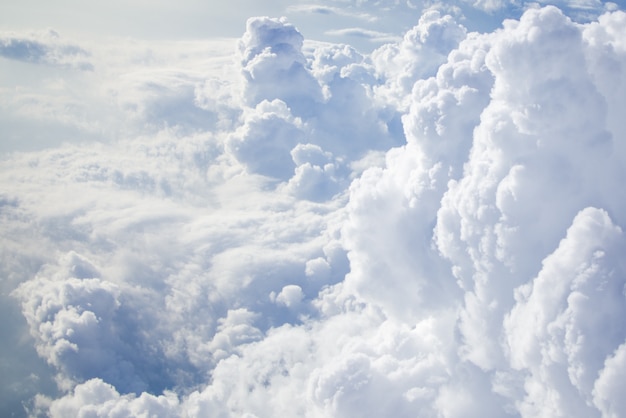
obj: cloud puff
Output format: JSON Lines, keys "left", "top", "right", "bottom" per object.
{"left": 343, "top": 5, "right": 626, "bottom": 416}
{"left": 3, "top": 5, "right": 626, "bottom": 418}
{"left": 238, "top": 16, "right": 323, "bottom": 114}
{"left": 233, "top": 16, "right": 406, "bottom": 185}
{"left": 503, "top": 208, "right": 626, "bottom": 416}
{"left": 13, "top": 251, "right": 197, "bottom": 395}
{"left": 371, "top": 9, "right": 468, "bottom": 110}
{"left": 273, "top": 284, "right": 305, "bottom": 307}
{"left": 38, "top": 378, "right": 180, "bottom": 418}
{"left": 342, "top": 13, "right": 492, "bottom": 322}
{"left": 433, "top": 6, "right": 626, "bottom": 374}
{"left": 227, "top": 99, "right": 305, "bottom": 179}
{"left": 281, "top": 143, "right": 344, "bottom": 201}
{"left": 593, "top": 342, "right": 626, "bottom": 417}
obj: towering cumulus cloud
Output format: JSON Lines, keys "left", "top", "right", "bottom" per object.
{"left": 2, "top": 4, "right": 626, "bottom": 418}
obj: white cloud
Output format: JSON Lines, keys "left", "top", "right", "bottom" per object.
{"left": 433, "top": 6, "right": 625, "bottom": 375}
{"left": 42, "top": 378, "right": 180, "bottom": 418}
{"left": 274, "top": 284, "right": 305, "bottom": 307}
{"left": 325, "top": 27, "right": 401, "bottom": 43}
{"left": 503, "top": 208, "right": 626, "bottom": 416}
{"left": 227, "top": 99, "right": 305, "bottom": 179}
{"left": 466, "top": 0, "right": 509, "bottom": 12}
{"left": 239, "top": 16, "right": 324, "bottom": 113}
{"left": 370, "top": 9, "right": 468, "bottom": 109}
{"left": 0, "top": 29, "right": 93, "bottom": 70}
{"left": 593, "top": 342, "right": 626, "bottom": 417}
{"left": 287, "top": 4, "right": 379, "bottom": 22}
{"left": 2, "top": 4, "right": 626, "bottom": 418}
{"left": 282, "top": 143, "right": 344, "bottom": 201}
{"left": 0, "top": 35, "right": 239, "bottom": 152}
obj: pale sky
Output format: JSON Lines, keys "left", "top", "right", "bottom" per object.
{"left": 1, "top": 0, "right": 623, "bottom": 51}
{"left": 0, "top": 0, "right": 530, "bottom": 48}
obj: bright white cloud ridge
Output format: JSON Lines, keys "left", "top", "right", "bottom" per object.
{"left": 1, "top": 2, "right": 626, "bottom": 417}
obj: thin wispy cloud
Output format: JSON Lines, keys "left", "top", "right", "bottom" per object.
{"left": 0, "top": 30, "right": 93, "bottom": 70}
{"left": 325, "top": 27, "right": 401, "bottom": 42}
{"left": 287, "top": 4, "right": 379, "bottom": 22}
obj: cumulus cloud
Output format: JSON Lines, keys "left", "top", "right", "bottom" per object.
{"left": 433, "top": 6, "right": 626, "bottom": 375}
{"left": 233, "top": 16, "right": 406, "bottom": 179}
{"left": 2, "top": 4, "right": 626, "bottom": 418}
{"left": 503, "top": 208, "right": 626, "bottom": 416}
{"left": 227, "top": 99, "right": 305, "bottom": 179}
{"left": 37, "top": 378, "right": 180, "bottom": 418}
{"left": 281, "top": 143, "right": 344, "bottom": 201}
{"left": 371, "top": 9, "right": 468, "bottom": 109}
{"left": 342, "top": 4, "right": 626, "bottom": 416}
{"left": 238, "top": 16, "right": 324, "bottom": 114}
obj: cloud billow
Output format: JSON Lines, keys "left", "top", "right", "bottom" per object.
{"left": 239, "top": 16, "right": 323, "bottom": 116}
{"left": 2, "top": 5, "right": 626, "bottom": 418}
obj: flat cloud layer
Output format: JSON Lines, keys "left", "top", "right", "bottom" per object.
{"left": 1, "top": 4, "right": 626, "bottom": 418}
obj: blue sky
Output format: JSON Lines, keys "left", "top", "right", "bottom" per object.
{"left": 2, "top": 1, "right": 626, "bottom": 417}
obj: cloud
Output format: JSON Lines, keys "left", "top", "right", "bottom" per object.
{"left": 238, "top": 16, "right": 324, "bottom": 114}
{"left": 503, "top": 208, "right": 626, "bottom": 416}
{"left": 281, "top": 143, "right": 344, "bottom": 201}
{"left": 39, "top": 378, "right": 180, "bottom": 418}
{"left": 325, "top": 27, "right": 400, "bottom": 43}
{"left": 2, "top": 4, "right": 626, "bottom": 418}
{"left": 273, "top": 284, "right": 305, "bottom": 307}
{"left": 463, "top": 0, "right": 510, "bottom": 12}
{"left": 227, "top": 99, "right": 305, "bottom": 179}
{"left": 233, "top": 16, "right": 406, "bottom": 179}
{"left": 287, "top": 4, "right": 379, "bottom": 22}
{"left": 593, "top": 342, "right": 626, "bottom": 417}
{"left": 0, "top": 30, "right": 93, "bottom": 70}
{"left": 370, "top": 9, "right": 469, "bottom": 109}
{"left": 0, "top": 35, "right": 240, "bottom": 153}
{"left": 13, "top": 251, "right": 207, "bottom": 396}
{"left": 344, "top": 4, "right": 626, "bottom": 415}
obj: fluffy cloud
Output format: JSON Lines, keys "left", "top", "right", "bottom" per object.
{"left": 239, "top": 16, "right": 323, "bottom": 114}
{"left": 434, "top": 6, "right": 626, "bottom": 375}
{"left": 593, "top": 342, "right": 626, "bottom": 417}
{"left": 227, "top": 99, "right": 305, "bottom": 179}
{"left": 2, "top": 5, "right": 626, "bottom": 418}
{"left": 371, "top": 9, "right": 468, "bottom": 109}
{"left": 503, "top": 208, "right": 626, "bottom": 416}
{"left": 344, "top": 5, "right": 626, "bottom": 417}
{"left": 38, "top": 378, "right": 180, "bottom": 418}
{"left": 281, "top": 143, "right": 345, "bottom": 201}
{"left": 238, "top": 16, "right": 405, "bottom": 160}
